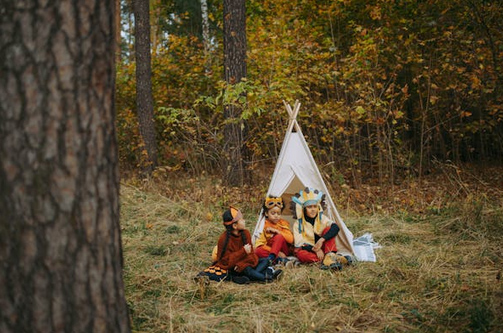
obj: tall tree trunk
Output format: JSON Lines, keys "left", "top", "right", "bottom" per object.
{"left": 223, "top": 0, "right": 247, "bottom": 186}
{"left": 127, "top": 1, "right": 135, "bottom": 61}
{"left": 201, "top": 0, "right": 211, "bottom": 72}
{"left": 0, "top": 1, "right": 131, "bottom": 332}
{"left": 151, "top": 0, "right": 162, "bottom": 56}
{"left": 134, "top": 0, "right": 158, "bottom": 173}
{"left": 116, "top": 0, "right": 122, "bottom": 64}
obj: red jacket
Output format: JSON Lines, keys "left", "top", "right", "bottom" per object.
{"left": 215, "top": 229, "right": 258, "bottom": 273}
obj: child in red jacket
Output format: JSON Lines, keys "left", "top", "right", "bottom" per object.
{"left": 213, "top": 206, "right": 282, "bottom": 283}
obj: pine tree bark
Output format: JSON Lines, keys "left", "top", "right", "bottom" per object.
{"left": 0, "top": 1, "right": 131, "bottom": 332}
{"left": 223, "top": 0, "right": 247, "bottom": 186}
{"left": 134, "top": 0, "right": 158, "bottom": 173}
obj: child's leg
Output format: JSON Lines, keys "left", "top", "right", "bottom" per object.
{"left": 320, "top": 227, "right": 338, "bottom": 254}
{"left": 294, "top": 248, "right": 320, "bottom": 263}
{"left": 322, "top": 237, "right": 337, "bottom": 254}
{"left": 244, "top": 263, "right": 282, "bottom": 282}
{"left": 254, "top": 246, "right": 270, "bottom": 258}
{"left": 255, "top": 257, "right": 270, "bottom": 273}
{"left": 243, "top": 266, "right": 266, "bottom": 282}
{"left": 269, "top": 234, "right": 290, "bottom": 257}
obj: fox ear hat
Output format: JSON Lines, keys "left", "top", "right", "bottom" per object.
{"left": 222, "top": 206, "right": 243, "bottom": 226}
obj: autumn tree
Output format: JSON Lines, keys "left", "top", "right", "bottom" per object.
{"left": 223, "top": 0, "right": 248, "bottom": 186}
{"left": 134, "top": 0, "right": 158, "bottom": 173}
{"left": 115, "top": 0, "right": 503, "bottom": 184}
{"left": 0, "top": 1, "right": 131, "bottom": 332}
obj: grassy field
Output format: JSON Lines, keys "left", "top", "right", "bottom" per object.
{"left": 120, "top": 170, "right": 503, "bottom": 332}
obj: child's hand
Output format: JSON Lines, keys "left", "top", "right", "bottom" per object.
{"left": 266, "top": 227, "right": 278, "bottom": 234}
{"left": 315, "top": 249, "right": 324, "bottom": 261}
{"left": 312, "top": 238, "right": 325, "bottom": 252}
{"left": 243, "top": 244, "right": 252, "bottom": 254}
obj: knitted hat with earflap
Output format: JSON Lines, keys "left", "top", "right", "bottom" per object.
{"left": 222, "top": 206, "right": 243, "bottom": 226}
{"left": 290, "top": 187, "right": 326, "bottom": 234}
{"left": 219, "top": 206, "right": 247, "bottom": 262}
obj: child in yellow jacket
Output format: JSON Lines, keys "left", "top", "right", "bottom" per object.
{"left": 290, "top": 187, "right": 351, "bottom": 270}
{"left": 254, "top": 196, "right": 294, "bottom": 264}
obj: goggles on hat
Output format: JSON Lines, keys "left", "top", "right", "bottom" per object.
{"left": 265, "top": 197, "right": 284, "bottom": 209}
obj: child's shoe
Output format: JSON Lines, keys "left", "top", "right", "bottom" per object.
{"left": 320, "top": 252, "right": 334, "bottom": 269}
{"left": 273, "top": 269, "right": 283, "bottom": 280}
{"left": 275, "top": 257, "right": 289, "bottom": 266}
{"left": 231, "top": 275, "right": 250, "bottom": 284}
{"left": 285, "top": 257, "right": 300, "bottom": 268}
{"left": 320, "top": 252, "right": 343, "bottom": 270}
{"left": 265, "top": 267, "right": 283, "bottom": 282}
{"left": 335, "top": 253, "right": 353, "bottom": 266}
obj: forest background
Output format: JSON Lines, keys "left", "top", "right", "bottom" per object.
{"left": 117, "top": 0, "right": 503, "bottom": 332}
{"left": 4, "top": 0, "right": 502, "bottom": 332}
{"left": 118, "top": 0, "right": 502, "bottom": 187}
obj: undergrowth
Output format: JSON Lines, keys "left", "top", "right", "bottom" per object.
{"left": 120, "top": 173, "right": 503, "bottom": 333}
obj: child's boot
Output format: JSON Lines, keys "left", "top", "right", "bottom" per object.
{"left": 231, "top": 275, "right": 250, "bottom": 284}
{"left": 320, "top": 252, "right": 342, "bottom": 271}
{"left": 265, "top": 267, "right": 283, "bottom": 282}
{"left": 335, "top": 253, "right": 353, "bottom": 266}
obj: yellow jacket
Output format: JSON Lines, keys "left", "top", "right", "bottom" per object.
{"left": 293, "top": 214, "right": 333, "bottom": 248}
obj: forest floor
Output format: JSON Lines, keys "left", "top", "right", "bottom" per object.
{"left": 120, "top": 162, "right": 503, "bottom": 332}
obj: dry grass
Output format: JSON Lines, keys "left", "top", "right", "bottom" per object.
{"left": 120, "top": 173, "right": 503, "bottom": 333}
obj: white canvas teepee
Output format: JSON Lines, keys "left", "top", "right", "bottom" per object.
{"left": 252, "top": 100, "right": 355, "bottom": 257}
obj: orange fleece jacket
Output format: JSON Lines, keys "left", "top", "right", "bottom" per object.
{"left": 254, "top": 218, "right": 293, "bottom": 252}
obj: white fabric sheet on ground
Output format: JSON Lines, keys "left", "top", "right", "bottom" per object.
{"left": 353, "top": 233, "right": 381, "bottom": 262}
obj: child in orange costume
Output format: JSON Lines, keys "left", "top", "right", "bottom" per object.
{"left": 254, "top": 196, "right": 294, "bottom": 264}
